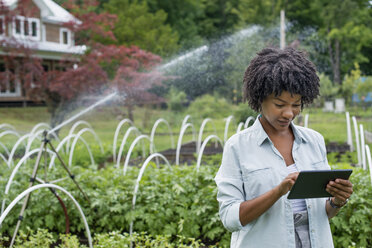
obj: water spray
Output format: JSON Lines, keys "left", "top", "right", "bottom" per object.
{"left": 9, "top": 92, "right": 118, "bottom": 247}
{"left": 49, "top": 92, "right": 118, "bottom": 135}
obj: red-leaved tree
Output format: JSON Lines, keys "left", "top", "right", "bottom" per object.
{"left": 0, "top": 0, "right": 166, "bottom": 129}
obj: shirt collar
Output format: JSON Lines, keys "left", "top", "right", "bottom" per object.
{"left": 250, "top": 117, "right": 308, "bottom": 146}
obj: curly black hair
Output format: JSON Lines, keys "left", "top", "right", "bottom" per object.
{"left": 242, "top": 47, "right": 320, "bottom": 112}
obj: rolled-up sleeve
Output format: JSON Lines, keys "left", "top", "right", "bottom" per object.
{"left": 214, "top": 139, "right": 245, "bottom": 232}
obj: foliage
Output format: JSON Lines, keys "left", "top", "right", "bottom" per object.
{"left": 196, "top": 0, "right": 240, "bottom": 40}
{"left": 330, "top": 164, "right": 372, "bottom": 247}
{"left": 285, "top": 0, "right": 372, "bottom": 84}
{"left": 0, "top": 0, "right": 167, "bottom": 128}
{"left": 236, "top": 0, "right": 280, "bottom": 26}
{"left": 186, "top": 95, "right": 233, "bottom": 119}
{"left": 319, "top": 73, "right": 339, "bottom": 102}
{"left": 1, "top": 143, "right": 372, "bottom": 247}
{"left": 0, "top": 164, "right": 230, "bottom": 247}
{"left": 144, "top": 0, "right": 205, "bottom": 50}
{"left": 233, "top": 103, "right": 257, "bottom": 123}
{"left": 103, "top": 0, "right": 179, "bottom": 57}
{"left": 0, "top": 228, "right": 210, "bottom": 247}
{"left": 166, "top": 86, "right": 187, "bottom": 111}
{"left": 62, "top": 0, "right": 117, "bottom": 45}
{"left": 164, "top": 24, "right": 266, "bottom": 101}
{"left": 224, "top": 26, "right": 266, "bottom": 102}
{"left": 341, "top": 63, "right": 362, "bottom": 105}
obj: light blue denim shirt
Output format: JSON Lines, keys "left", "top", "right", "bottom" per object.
{"left": 215, "top": 118, "right": 334, "bottom": 248}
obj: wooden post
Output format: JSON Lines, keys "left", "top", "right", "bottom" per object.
{"left": 280, "top": 10, "right": 285, "bottom": 49}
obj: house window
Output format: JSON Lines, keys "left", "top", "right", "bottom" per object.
{"left": 0, "top": 16, "right": 5, "bottom": 35}
{"left": 15, "top": 19, "right": 21, "bottom": 34}
{"left": 31, "top": 21, "right": 37, "bottom": 37}
{"left": 13, "top": 16, "right": 40, "bottom": 40}
{"left": 60, "top": 28, "right": 71, "bottom": 45}
{"left": 0, "top": 64, "right": 20, "bottom": 96}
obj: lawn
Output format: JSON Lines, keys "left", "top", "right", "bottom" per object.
{"left": 1, "top": 104, "right": 371, "bottom": 148}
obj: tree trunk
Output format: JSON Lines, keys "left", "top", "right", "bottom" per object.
{"left": 328, "top": 37, "right": 341, "bottom": 85}
{"left": 127, "top": 103, "right": 134, "bottom": 122}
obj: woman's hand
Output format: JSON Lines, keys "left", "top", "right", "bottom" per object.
{"left": 326, "top": 179, "right": 353, "bottom": 205}
{"left": 277, "top": 172, "right": 299, "bottom": 196}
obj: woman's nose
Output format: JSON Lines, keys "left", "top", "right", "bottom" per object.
{"left": 282, "top": 108, "right": 294, "bottom": 120}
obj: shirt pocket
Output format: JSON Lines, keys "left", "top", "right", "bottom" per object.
{"left": 242, "top": 167, "right": 276, "bottom": 200}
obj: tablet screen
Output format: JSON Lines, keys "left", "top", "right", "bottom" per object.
{"left": 287, "top": 169, "right": 352, "bottom": 199}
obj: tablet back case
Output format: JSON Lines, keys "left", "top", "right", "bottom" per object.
{"left": 287, "top": 169, "right": 352, "bottom": 199}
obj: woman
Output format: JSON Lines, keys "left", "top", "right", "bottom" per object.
{"left": 215, "top": 47, "right": 353, "bottom": 248}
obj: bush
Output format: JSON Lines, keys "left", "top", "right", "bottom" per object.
{"left": 187, "top": 95, "right": 233, "bottom": 119}
{"left": 167, "top": 86, "right": 187, "bottom": 112}
{"left": 233, "top": 102, "right": 257, "bottom": 123}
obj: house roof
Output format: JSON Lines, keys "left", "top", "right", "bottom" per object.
{"left": 2, "top": 0, "right": 80, "bottom": 24}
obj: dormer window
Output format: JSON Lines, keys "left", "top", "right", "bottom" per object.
{"left": 13, "top": 16, "right": 40, "bottom": 40}
{"left": 60, "top": 28, "right": 71, "bottom": 45}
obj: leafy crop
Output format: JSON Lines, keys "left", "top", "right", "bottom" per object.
{"left": 0, "top": 228, "right": 209, "bottom": 248}
{"left": 0, "top": 155, "right": 371, "bottom": 247}
{"left": 329, "top": 164, "right": 372, "bottom": 248}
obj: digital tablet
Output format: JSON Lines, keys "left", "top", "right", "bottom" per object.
{"left": 287, "top": 169, "right": 353, "bottom": 199}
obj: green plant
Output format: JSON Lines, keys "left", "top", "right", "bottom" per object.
{"left": 330, "top": 164, "right": 372, "bottom": 247}
{"left": 341, "top": 63, "right": 362, "bottom": 105}
{"left": 233, "top": 102, "right": 257, "bottom": 123}
{"left": 319, "top": 73, "right": 339, "bottom": 102}
{"left": 167, "top": 86, "right": 187, "bottom": 112}
{"left": 0, "top": 229, "right": 211, "bottom": 248}
{"left": 187, "top": 95, "right": 233, "bottom": 119}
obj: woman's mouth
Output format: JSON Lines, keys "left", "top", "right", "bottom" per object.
{"left": 278, "top": 120, "right": 290, "bottom": 125}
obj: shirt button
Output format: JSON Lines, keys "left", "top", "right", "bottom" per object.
{"left": 311, "top": 229, "right": 315, "bottom": 233}
{"left": 308, "top": 204, "right": 311, "bottom": 209}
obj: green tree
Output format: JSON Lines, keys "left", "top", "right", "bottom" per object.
{"left": 145, "top": 0, "right": 205, "bottom": 50}
{"left": 104, "top": 0, "right": 179, "bottom": 57}
{"left": 285, "top": 0, "right": 372, "bottom": 84}
{"left": 236, "top": 0, "right": 280, "bottom": 26}
{"left": 196, "top": 0, "right": 241, "bottom": 40}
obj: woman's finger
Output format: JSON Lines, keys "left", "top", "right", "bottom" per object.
{"left": 328, "top": 180, "right": 353, "bottom": 194}
{"left": 326, "top": 185, "right": 351, "bottom": 201}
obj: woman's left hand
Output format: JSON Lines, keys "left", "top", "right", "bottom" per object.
{"left": 326, "top": 178, "right": 353, "bottom": 206}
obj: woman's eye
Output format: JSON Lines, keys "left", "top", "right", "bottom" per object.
{"left": 293, "top": 104, "right": 301, "bottom": 108}
{"left": 275, "top": 104, "right": 284, "bottom": 107}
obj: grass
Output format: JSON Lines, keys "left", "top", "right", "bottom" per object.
{"left": 0, "top": 105, "right": 371, "bottom": 159}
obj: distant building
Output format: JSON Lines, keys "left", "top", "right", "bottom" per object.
{"left": 0, "top": 0, "right": 85, "bottom": 105}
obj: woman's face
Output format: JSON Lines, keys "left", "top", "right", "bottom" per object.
{"left": 260, "top": 91, "right": 302, "bottom": 132}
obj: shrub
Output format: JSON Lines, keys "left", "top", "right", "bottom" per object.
{"left": 233, "top": 102, "right": 257, "bottom": 123}
{"left": 187, "top": 95, "right": 233, "bottom": 119}
{"left": 167, "top": 86, "right": 187, "bottom": 112}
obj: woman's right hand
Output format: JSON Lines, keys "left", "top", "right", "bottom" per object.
{"left": 276, "top": 172, "right": 299, "bottom": 196}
